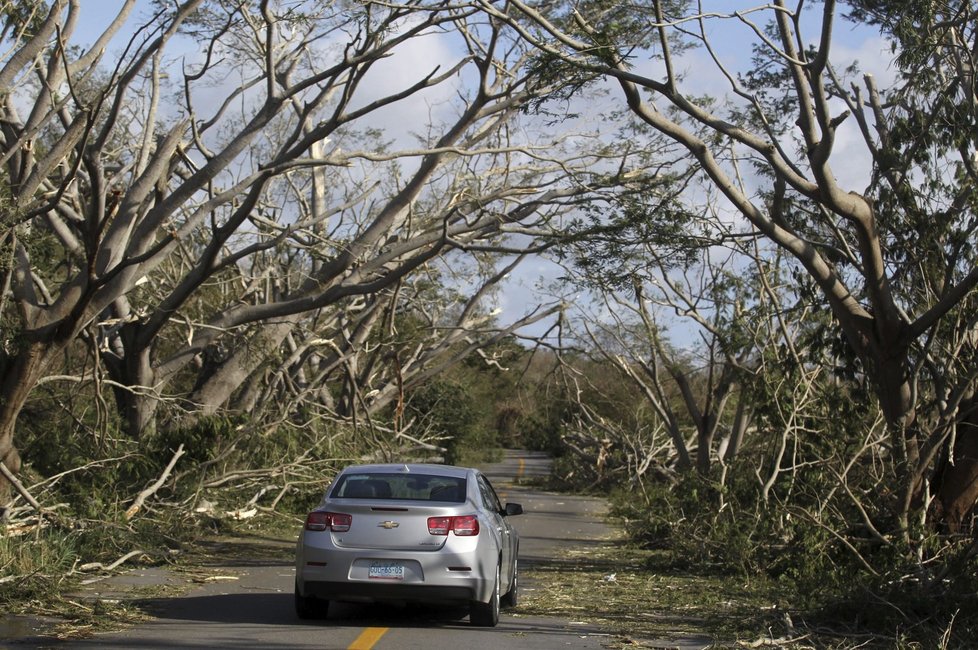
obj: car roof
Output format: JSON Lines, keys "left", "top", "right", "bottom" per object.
{"left": 337, "top": 463, "right": 474, "bottom": 479}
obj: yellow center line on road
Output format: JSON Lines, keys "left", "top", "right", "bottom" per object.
{"left": 501, "top": 457, "right": 525, "bottom": 502}
{"left": 348, "top": 627, "right": 389, "bottom": 650}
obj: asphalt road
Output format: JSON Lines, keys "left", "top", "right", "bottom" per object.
{"left": 12, "top": 450, "right": 626, "bottom": 649}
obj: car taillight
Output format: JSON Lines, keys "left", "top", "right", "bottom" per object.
{"left": 427, "top": 515, "right": 480, "bottom": 536}
{"left": 428, "top": 516, "right": 451, "bottom": 535}
{"left": 452, "top": 515, "right": 479, "bottom": 536}
{"left": 329, "top": 512, "right": 352, "bottom": 532}
{"left": 305, "top": 511, "right": 352, "bottom": 532}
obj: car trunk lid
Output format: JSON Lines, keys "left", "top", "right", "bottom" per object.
{"left": 329, "top": 502, "right": 467, "bottom": 551}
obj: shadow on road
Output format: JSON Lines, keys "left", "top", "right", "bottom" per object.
{"left": 136, "top": 591, "right": 479, "bottom": 629}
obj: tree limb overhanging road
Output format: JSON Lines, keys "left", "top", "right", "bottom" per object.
{"left": 10, "top": 451, "right": 702, "bottom": 650}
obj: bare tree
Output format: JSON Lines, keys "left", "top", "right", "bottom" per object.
{"left": 564, "top": 234, "right": 808, "bottom": 480}
{"left": 480, "top": 0, "right": 978, "bottom": 537}
{"left": 0, "top": 0, "right": 663, "bottom": 503}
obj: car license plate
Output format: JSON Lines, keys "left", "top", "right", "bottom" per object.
{"left": 368, "top": 561, "right": 404, "bottom": 580}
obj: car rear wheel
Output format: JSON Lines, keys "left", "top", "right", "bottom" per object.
{"left": 502, "top": 557, "right": 519, "bottom": 608}
{"left": 470, "top": 564, "right": 500, "bottom": 627}
{"left": 295, "top": 581, "right": 329, "bottom": 620}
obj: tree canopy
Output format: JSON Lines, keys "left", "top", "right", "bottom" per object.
{"left": 3, "top": 2, "right": 978, "bottom": 643}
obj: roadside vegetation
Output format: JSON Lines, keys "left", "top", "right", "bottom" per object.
{"left": 520, "top": 461, "right": 977, "bottom": 648}
{"left": 0, "top": 346, "right": 526, "bottom": 623}
{"left": 3, "top": 1, "right": 978, "bottom": 648}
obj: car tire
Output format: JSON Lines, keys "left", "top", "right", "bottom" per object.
{"left": 470, "top": 564, "right": 500, "bottom": 627}
{"left": 502, "top": 556, "right": 519, "bottom": 608}
{"left": 295, "top": 581, "right": 329, "bottom": 620}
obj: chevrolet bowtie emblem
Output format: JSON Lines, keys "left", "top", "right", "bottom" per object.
{"left": 379, "top": 521, "right": 399, "bottom": 529}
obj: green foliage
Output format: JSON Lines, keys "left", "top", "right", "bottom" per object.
{"left": 610, "top": 460, "right": 978, "bottom": 644}
{"left": 150, "top": 415, "right": 243, "bottom": 464}
{"left": 496, "top": 348, "right": 578, "bottom": 454}
{"left": 18, "top": 381, "right": 142, "bottom": 520}
{"left": 522, "top": 50, "right": 602, "bottom": 119}
{"left": 405, "top": 378, "right": 497, "bottom": 465}
{"left": 516, "top": 399, "right": 570, "bottom": 455}
{"left": 807, "top": 539, "right": 978, "bottom": 646}
{"left": 519, "top": 0, "right": 694, "bottom": 117}
{"left": 399, "top": 339, "right": 575, "bottom": 461}
{"left": 0, "top": 0, "right": 47, "bottom": 43}
{"left": 596, "top": 367, "right": 978, "bottom": 647}
{"left": 0, "top": 527, "right": 80, "bottom": 605}
{"left": 613, "top": 469, "right": 837, "bottom": 590}
{"left": 551, "top": 143, "right": 709, "bottom": 292}
{"left": 2, "top": 399, "right": 359, "bottom": 611}
{"left": 461, "top": 339, "right": 556, "bottom": 451}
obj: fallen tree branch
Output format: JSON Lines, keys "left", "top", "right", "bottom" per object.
{"left": 787, "top": 505, "right": 881, "bottom": 576}
{"left": 1, "top": 459, "right": 45, "bottom": 515}
{"left": 201, "top": 467, "right": 282, "bottom": 489}
{"left": 27, "top": 454, "right": 138, "bottom": 493}
{"left": 75, "top": 549, "right": 147, "bottom": 573}
{"left": 125, "top": 444, "right": 185, "bottom": 520}
{"left": 395, "top": 431, "right": 447, "bottom": 453}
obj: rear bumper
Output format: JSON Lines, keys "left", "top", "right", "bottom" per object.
{"left": 302, "top": 580, "right": 476, "bottom": 604}
{"left": 296, "top": 534, "right": 495, "bottom": 604}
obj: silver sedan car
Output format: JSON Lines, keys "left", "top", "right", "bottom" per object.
{"left": 295, "top": 463, "right": 523, "bottom": 626}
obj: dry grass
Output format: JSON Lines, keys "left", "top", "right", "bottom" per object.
{"left": 514, "top": 535, "right": 808, "bottom": 649}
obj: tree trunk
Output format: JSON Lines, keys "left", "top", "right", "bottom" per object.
{"left": 696, "top": 413, "right": 716, "bottom": 476}
{"left": 189, "top": 319, "right": 297, "bottom": 417}
{"left": 722, "top": 397, "right": 750, "bottom": 463}
{"left": 0, "top": 341, "right": 56, "bottom": 506}
{"left": 873, "top": 352, "right": 923, "bottom": 535}
{"left": 934, "top": 394, "right": 978, "bottom": 534}
{"left": 117, "top": 343, "right": 158, "bottom": 439}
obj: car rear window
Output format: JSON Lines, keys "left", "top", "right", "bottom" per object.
{"left": 330, "top": 473, "right": 467, "bottom": 502}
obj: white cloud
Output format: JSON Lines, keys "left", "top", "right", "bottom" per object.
{"left": 346, "top": 28, "right": 465, "bottom": 147}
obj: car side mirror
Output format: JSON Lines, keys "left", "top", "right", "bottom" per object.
{"left": 504, "top": 502, "right": 523, "bottom": 517}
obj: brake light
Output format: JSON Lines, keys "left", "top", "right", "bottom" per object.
{"left": 427, "top": 515, "right": 480, "bottom": 536}
{"left": 428, "top": 516, "right": 451, "bottom": 535}
{"left": 452, "top": 515, "right": 479, "bottom": 536}
{"left": 330, "top": 512, "right": 352, "bottom": 532}
{"left": 305, "top": 512, "right": 352, "bottom": 532}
